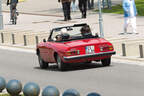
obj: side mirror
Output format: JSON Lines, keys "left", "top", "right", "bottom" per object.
{"left": 43, "top": 39, "right": 46, "bottom": 42}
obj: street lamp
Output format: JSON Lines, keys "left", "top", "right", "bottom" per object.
{"left": 98, "top": 0, "right": 104, "bottom": 38}
{"left": 0, "top": 0, "right": 4, "bottom": 30}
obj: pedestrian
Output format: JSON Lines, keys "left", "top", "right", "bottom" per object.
{"left": 58, "top": 0, "right": 72, "bottom": 21}
{"left": 122, "top": 0, "right": 138, "bottom": 34}
{"left": 71, "top": 0, "right": 77, "bottom": 12}
{"left": 78, "top": 0, "right": 88, "bottom": 18}
{"left": 7, "top": 0, "right": 19, "bottom": 22}
{"left": 80, "top": 25, "right": 99, "bottom": 38}
{"left": 87, "top": 0, "right": 94, "bottom": 10}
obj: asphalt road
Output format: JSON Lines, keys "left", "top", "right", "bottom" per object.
{"left": 0, "top": 48, "right": 144, "bottom": 96}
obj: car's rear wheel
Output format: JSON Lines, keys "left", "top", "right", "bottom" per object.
{"left": 101, "top": 58, "right": 111, "bottom": 66}
{"left": 38, "top": 54, "right": 48, "bottom": 69}
{"left": 56, "top": 55, "right": 66, "bottom": 71}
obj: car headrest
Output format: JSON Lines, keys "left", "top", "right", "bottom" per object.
{"left": 61, "top": 33, "right": 70, "bottom": 40}
{"left": 61, "top": 28, "right": 67, "bottom": 33}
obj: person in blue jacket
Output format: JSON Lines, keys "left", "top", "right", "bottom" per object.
{"left": 122, "top": 0, "right": 138, "bottom": 34}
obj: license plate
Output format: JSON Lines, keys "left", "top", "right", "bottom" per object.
{"left": 85, "top": 45, "right": 95, "bottom": 54}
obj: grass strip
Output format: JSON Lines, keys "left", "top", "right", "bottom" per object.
{"left": 96, "top": 0, "right": 144, "bottom": 16}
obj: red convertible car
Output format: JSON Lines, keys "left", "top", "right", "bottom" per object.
{"left": 36, "top": 23, "right": 115, "bottom": 71}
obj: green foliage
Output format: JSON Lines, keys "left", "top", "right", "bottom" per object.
{"left": 96, "top": 0, "right": 144, "bottom": 16}
{"left": 135, "top": 0, "right": 144, "bottom": 16}
{"left": 102, "top": 4, "right": 123, "bottom": 14}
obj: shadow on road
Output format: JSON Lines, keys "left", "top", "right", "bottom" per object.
{"left": 34, "top": 62, "right": 112, "bottom": 72}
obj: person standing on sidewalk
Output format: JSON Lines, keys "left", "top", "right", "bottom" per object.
{"left": 7, "top": 0, "right": 18, "bottom": 22}
{"left": 87, "top": 0, "right": 94, "bottom": 10}
{"left": 58, "top": 0, "right": 72, "bottom": 21}
{"left": 78, "top": 0, "right": 87, "bottom": 18}
{"left": 122, "top": 0, "right": 138, "bottom": 34}
{"left": 71, "top": 0, "right": 77, "bottom": 12}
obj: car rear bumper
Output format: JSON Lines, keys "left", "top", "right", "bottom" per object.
{"left": 63, "top": 51, "right": 116, "bottom": 60}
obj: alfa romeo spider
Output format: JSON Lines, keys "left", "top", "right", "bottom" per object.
{"left": 36, "top": 23, "right": 116, "bottom": 71}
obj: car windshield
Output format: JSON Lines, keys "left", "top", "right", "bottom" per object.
{"left": 51, "top": 27, "right": 81, "bottom": 40}
{"left": 50, "top": 24, "right": 98, "bottom": 42}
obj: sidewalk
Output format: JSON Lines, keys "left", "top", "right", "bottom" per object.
{"left": 0, "top": 10, "right": 144, "bottom": 62}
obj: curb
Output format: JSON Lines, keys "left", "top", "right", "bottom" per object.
{"left": 113, "top": 55, "right": 144, "bottom": 62}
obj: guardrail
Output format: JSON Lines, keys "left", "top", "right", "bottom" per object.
{"left": 0, "top": 76, "right": 101, "bottom": 96}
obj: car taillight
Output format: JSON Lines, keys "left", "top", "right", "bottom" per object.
{"left": 99, "top": 45, "right": 113, "bottom": 51}
{"left": 109, "top": 45, "right": 113, "bottom": 50}
{"left": 65, "top": 50, "right": 80, "bottom": 56}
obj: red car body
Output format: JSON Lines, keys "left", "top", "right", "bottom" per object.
{"left": 36, "top": 23, "right": 115, "bottom": 70}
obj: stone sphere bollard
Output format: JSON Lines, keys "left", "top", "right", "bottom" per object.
{"left": 42, "top": 85, "right": 60, "bottom": 96}
{"left": 23, "top": 82, "right": 40, "bottom": 96}
{"left": 62, "top": 89, "right": 80, "bottom": 96}
{"left": 0, "top": 76, "right": 6, "bottom": 92}
{"left": 87, "top": 92, "right": 101, "bottom": 96}
{"left": 6, "top": 79, "right": 22, "bottom": 96}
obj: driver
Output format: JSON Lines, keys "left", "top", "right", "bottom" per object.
{"left": 55, "top": 28, "right": 70, "bottom": 42}
{"left": 55, "top": 34, "right": 63, "bottom": 42}
{"left": 80, "top": 25, "right": 93, "bottom": 38}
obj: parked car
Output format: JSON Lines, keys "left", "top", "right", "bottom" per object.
{"left": 36, "top": 23, "right": 116, "bottom": 71}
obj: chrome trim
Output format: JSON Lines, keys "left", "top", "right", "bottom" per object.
{"left": 64, "top": 51, "right": 116, "bottom": 60}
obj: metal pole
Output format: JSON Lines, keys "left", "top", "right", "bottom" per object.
{"left": 35, "top": 36, "right": 39, "bottom": 45}
{"left": 1, "top": 32, "right": 4, "bottom": 43}
{"left": 0, "top": 0, "right": 4, "bottom": 30}
{"left": 139, "top": 45, "right": 143, "bottom": 58}
{"left": 24, "top": 35, "right": 27, "bottom": 46}
{"left": 98, "top": 0, "right": 104, "bottom": 38}
{"left": 12, "top": 33, "right": 15, "bottom": 44}
{"left": 122, "top": 43, "right": 126, "bottom": 56}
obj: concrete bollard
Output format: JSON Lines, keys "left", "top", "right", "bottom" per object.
{"left": 23, "top": 82, "right": 40, "bottom": 96}
{"left": 139, "top": 45, "right": 144, "bottom": 58}
{"left": 42, "top": 85, "right": 60, "bottom": 96}
{"left": 35, "top": 36, "right": 39, "bottom": 45}
{"left": 122, "top": 43, "right": 126, "bottom": 56}
{"left": 62, "top": 89, "right": 80, "bottom": 96}
{"left": 87, "top": 92, "right": 101, "bottom": 96}
{"left": 24, "top": 35, "right": 27, "bottom": 46}
{"left": 0, "top": 76, "right": 6, "bottom": 92}
{"left": 6, "top": 79, "right": 22, "bottom": 96}
{"left": 12, "top": 33, "right": 15, "bottom": 44}
{"left": 1, "top": 32, "right": 4, "bottom": 43}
